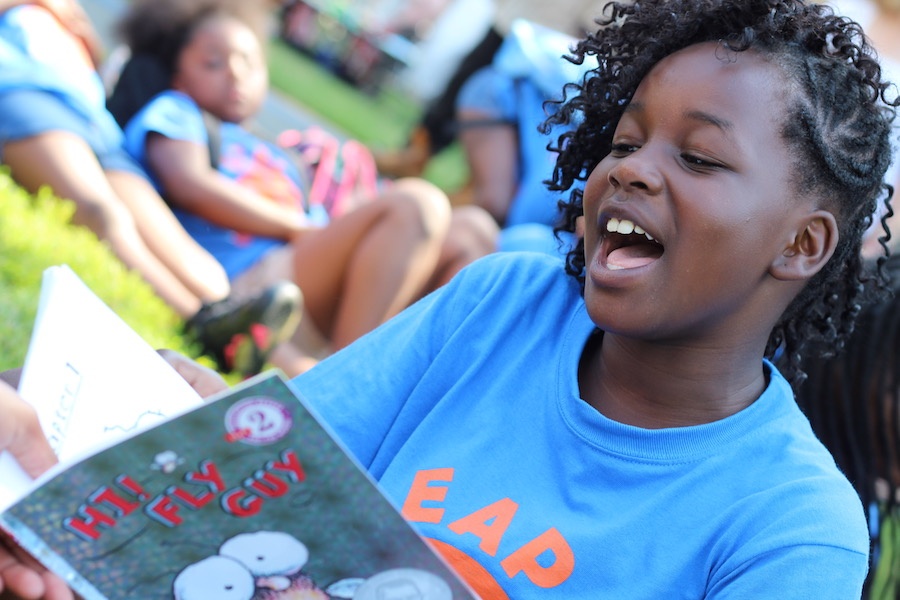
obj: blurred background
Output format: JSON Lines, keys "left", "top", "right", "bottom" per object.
{"left": 84, "top": 0, "right": 484, "bottom": 195}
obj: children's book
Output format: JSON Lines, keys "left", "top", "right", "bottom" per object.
{"left": 0, "top": 266, "right": 477, "bottom": 600}
{"left": 0, "top": 265, "right": 204, "bottom": 511}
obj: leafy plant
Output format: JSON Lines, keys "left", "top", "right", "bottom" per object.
{"left": 0, "top": 170, "right": 193, "bottom": 371}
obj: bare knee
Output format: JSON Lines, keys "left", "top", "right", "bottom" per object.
{"left": 381, "top": 177, "right": 452, "bottom": 239}
{"left": 446, "top": 205, "right": 500, "bottom": 263}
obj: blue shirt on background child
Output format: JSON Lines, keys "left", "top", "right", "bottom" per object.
{"left": 124, "top": 90, "right": 326, "bottom": 280}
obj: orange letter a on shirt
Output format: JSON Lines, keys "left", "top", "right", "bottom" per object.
{"left": 500, "top": 527, "right": 575, "bottom": 588}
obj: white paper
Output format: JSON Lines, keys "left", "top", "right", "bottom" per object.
{"left": 0, "top": 265, "right": 202, "bottom": 511}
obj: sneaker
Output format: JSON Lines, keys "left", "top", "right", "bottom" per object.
{"left": 184, "top": 281, "right": 302, "bottom": 378}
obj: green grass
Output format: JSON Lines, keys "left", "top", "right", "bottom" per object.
{"left": 268, "top": 39, "right": 420, "bottom": 148}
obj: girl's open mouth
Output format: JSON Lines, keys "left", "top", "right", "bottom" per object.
{"left": 601, "top": 217, "right": 665, "bottom": 270}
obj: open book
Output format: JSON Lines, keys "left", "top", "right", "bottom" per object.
{"left": 0, "top": 266, "right": 476, "bottom": 600}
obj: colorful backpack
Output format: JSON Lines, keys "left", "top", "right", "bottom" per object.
{"left": 276, "top": 126, "right": 380, "bottom": 219}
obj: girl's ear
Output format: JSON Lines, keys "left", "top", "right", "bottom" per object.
{"left": 769, "top": 209, "right": 839, "bottom": 281}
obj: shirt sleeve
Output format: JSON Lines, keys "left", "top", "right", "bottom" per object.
{"left": 124, "top": 91, "right": 207, "bottom": 164}
{"left": 708, "top": 544, "right": 868, "bottom": 599}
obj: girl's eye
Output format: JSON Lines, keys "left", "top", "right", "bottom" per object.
{"left": 681, "top": 153, "right": 722, "bottom": 170}
{"left": 610, "top": 143, "right": 638, "bottom": 156}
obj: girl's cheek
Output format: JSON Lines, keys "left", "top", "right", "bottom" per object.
{"left": 583, "top": 164, "right": 609, "bottom": 214}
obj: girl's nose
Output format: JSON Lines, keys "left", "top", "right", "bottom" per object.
{"left": 228, "top": 55, "right": 251, "bottom": 82}
{"left": 607, "top": 146, "right": 663, "bottom": 194}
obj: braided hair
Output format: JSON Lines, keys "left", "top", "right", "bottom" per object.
{"left": 545, "top": 0, "right": 899, "bottom": 386}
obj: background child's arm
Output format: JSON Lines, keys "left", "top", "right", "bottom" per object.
{"left": 0, "top": 0, "right": 30, "bottom": 12}
{"left": 0, "top": 0, "right": 105, "bottom": 67}
{"left": 145, "top": 133, "right": 308, "bottom": 241}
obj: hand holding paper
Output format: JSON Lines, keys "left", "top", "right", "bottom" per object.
{"left": 0, "top": 265, "right": 202, "bottom": 511}
{"left": 0, "top": 379, "right": 57, "bottom": 479}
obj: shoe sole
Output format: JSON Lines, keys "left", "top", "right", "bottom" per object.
{"left": 230, "top": 283, "right": 303, "bottom": 378}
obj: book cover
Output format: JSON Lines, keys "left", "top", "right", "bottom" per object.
{"left": 1, "top": 371, "right": 476, "bottom": 600}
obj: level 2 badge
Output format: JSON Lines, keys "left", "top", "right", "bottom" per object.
{"left": 224, "top": 396, "right": 293, "bottom": 445}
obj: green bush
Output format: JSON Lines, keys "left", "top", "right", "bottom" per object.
{"left": 0, "top": 170, "right": 194, "bottom": 371}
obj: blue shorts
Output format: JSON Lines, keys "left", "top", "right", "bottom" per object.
{"left": 0, "top": 88, "right": 147, "bottom": 176}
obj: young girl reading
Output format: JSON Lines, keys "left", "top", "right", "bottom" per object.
{"left": 288, "top": 0, "right": 897, "bottom": 596}
{"left": 11, "top": 0, "right": 894, "bottom": 597}
{"left": 117, "top": 0, "right": 464, "bottom": 377}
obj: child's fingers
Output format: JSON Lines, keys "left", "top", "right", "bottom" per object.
{"left": 40, "top": 571, "right": 75, "bottom": 600}
{"left": 0, "top": 382, "right": 57, "bottom": 479}
{"left": 0, "top": 539, "right": 74, "bottom": 600}
{"left": 157, "top": 349, "right": 229, "bottom": 399}
{"left": 0, "top": 538, "right": 46, "bottom": 599}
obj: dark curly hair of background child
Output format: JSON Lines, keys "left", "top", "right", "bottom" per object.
{"left": 795, "top": 251, "right": 900, "bottom": 597}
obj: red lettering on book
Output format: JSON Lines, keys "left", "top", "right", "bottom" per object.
{"left": 114, "top": 475, "right": 149, "bottom": 500}
{"left": 224, "top": 427, "right": 251, "bottom": 443}
{"left": 248, "top": 471, "right": 290, "bottom": 498}
{"left": 267, "top": 449, "right": 306, "bottom": 483}
{"left": 144, "top": 495, "right": 183, "bottom": 527}
{"left": 63, "top": 506, "right": 116, "bottom": 541}
{"left": 221, "top": 489, "right": 263, "bottom": 517}
{"left": 90, "top": 486, "right": 140, "bottom": 517}
{"left": 184, "top": 460, "right": 225, "bottom": 493}
{"left": 168, "top": 485, "right": 215, "bottom": 509}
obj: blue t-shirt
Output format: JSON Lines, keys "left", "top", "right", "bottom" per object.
{"left": 124, "top": 90, "right": 317, "bottom": 280}
{"left": 293, "top": 252, "right": 869, "bottom": 599}
{"left": 0, "top": 5, "right": 121, "bottom": 141}
{"left": 458, "top": 67, "right": 564, "bottom": 229}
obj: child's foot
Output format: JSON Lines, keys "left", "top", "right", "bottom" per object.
{"left": 184, "top": 282, "right": 302, "bottom": 378}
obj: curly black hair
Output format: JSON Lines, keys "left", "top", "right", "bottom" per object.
{"left": 791, "top": 252, "right": 900, "bottom": 596}
{"left": 116, "top": 0, "right": 271, "bottom": 74}
{"left": 544, "top": 0, "right": 899, "bottom": 386}
{"left": 107, "top": 0, "right": 272, "bottom": 128}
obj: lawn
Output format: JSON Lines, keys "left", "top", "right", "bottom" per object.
{"left": 267, "top": 38, "right": 419, "bottom": 148}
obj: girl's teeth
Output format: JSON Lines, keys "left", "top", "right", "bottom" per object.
{"left": 606, "top": 218, "right": 655, "bottom": 241}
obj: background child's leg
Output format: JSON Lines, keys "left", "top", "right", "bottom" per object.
{"left": 106, "top": 170, "right": 230, "bottom": 303}
{"left": 3, "top": 131, "right": 204, "bottom": 318}
{"left": 426, "top": 205, "right": 499, "bottom": 293}
{"left": 292, "top": 178, "right": 450, "bottom": 349}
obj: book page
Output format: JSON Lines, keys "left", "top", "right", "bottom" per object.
{"left": 0, "top": 265, "right": 202, "bottom": 511}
